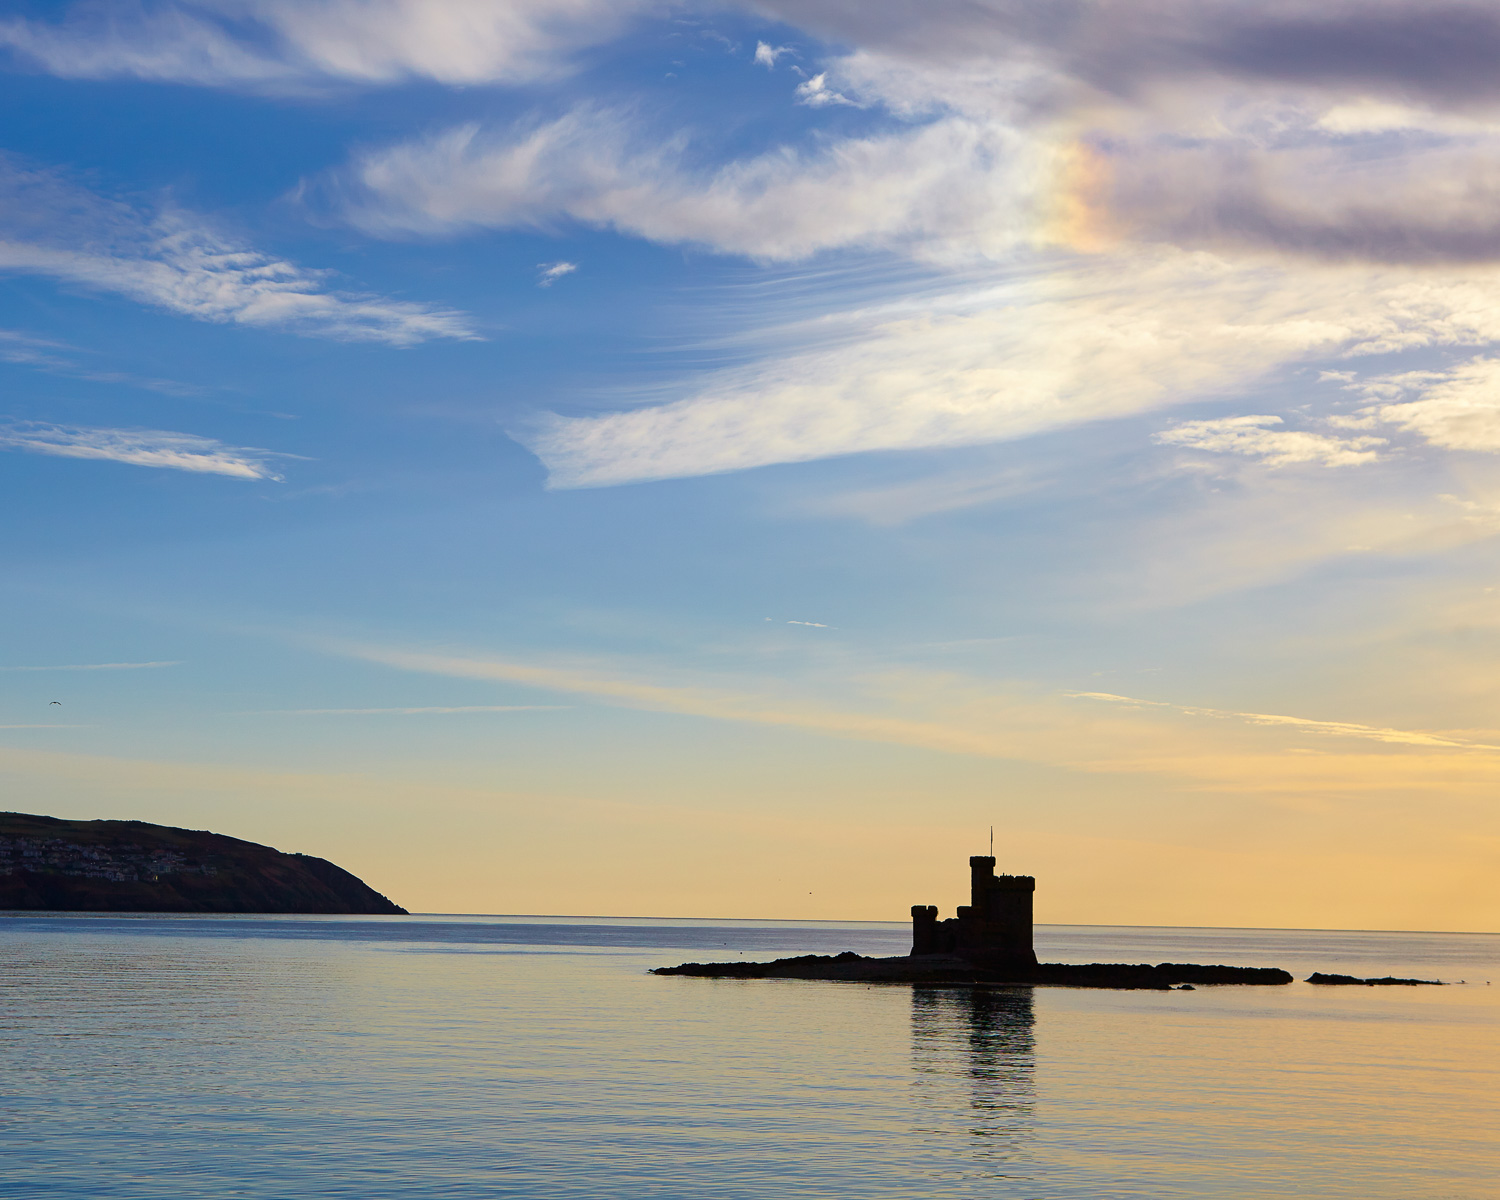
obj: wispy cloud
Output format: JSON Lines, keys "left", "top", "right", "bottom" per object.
{"left": 252, "top": 705, "right": 567, "bottom": 715}
{"left": 795, "top": 72, "right": 856, "bottom": 107}
{"left": 0, "top": 0, "right": 649, "bottom": 91}
{"left": 311, "top": 2, "right": 1500, "bottom": 486}
{"left": 47, "top": 1, "right": 1500, "bottom": 490}
{"left": 0, "top": 329, "right": 76, "bottom": 369}
{"left": 753, "top": 41, "right": 793, "bottom": 69}
{"left": 1066, "top": 691, "right": 1500, "bottom": 751}
{"left": 0, "top": 422, "right": 287, "bottom": 480}
{"left": 0, "top": 328, "right": 201, "bottom": 396}
{"left": 336, "top": 643, "right": 1010, "bottom": 756}
{"left": 324, "top": 643, "right": 1500, "bottom": 803}
{"left": 536, "top": 261, "right": 577, "bottom": 287}
{"left": 523, "top": 254, "right": 1500, "bottom": 487}
{"left": 0, "top": 157, "right": 473, "bottom": 344}
{"left": 256, "top": 1, "right": 1500, "bottom": 488}
{"left": 0, "top": 661, "right": 182, "bottom": 672}
{"left": 1154, "top": 415, "right": 1385, "bottom": 467}
{"left": 330, "top": 110, "right": 1036, "bottom": 260}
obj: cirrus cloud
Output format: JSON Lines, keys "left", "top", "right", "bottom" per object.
{"left": 0, "top": 0, "right": 657, "bottom": 91}
{"left": 0, "top": 155, "right": 474, "bottom": 344}
{"left": 0, "top": 422, "right": 289, "bottom": 480}
{"left": 330, "top": 110, "right": 1040, "bottom": 262}
{"left": 521, "top": 252, "right": 1500, "bottom": 487}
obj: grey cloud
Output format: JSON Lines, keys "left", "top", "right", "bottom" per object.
{"left": 19, "top": 0, "right": 1500, "bottom": 113}
{"left": 750, "top": 1, "right": 1500, "bottom": 110}
{"left": 1099, "top": 141, "right": 1500, "bottom": 265}
{"left": 1191, "top": 5, "right": 1500, "bottom": 106}
{"left": 736, "top": 2, "right": 1500, "bottom": 268}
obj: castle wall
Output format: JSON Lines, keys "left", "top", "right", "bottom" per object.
{"left": 910, "top": 855, "right": 1036, "bottom": 965}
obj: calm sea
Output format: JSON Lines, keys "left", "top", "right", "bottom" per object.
{"left": 1, "top": 915, "right": 1495, "bottom": 1199}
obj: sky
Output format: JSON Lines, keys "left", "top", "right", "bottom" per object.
{"left": 2, "top": 0, "right": 1500, "bottom": 931}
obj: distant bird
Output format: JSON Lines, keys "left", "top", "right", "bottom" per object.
{"left": 49, "top": 700, "right": 61, "bottom": 706}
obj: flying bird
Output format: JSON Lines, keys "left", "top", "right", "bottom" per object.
{"left": 49, "top": 700, "right": 61, "bottom": 705}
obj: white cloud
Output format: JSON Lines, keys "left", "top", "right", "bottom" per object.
{"left": 0, "top": 0, "right": 650, "bottom": 91}
{"left": 536, "top": 260, "right": 577, "bottom": 287}
{"left": 2, "top": 224, "right": 474, "bottom": 346}
{"left": 333, "top": 110, "right": 1039, "bottom": 262}
{"left": 0, "top": 422, "right": 287, "bottom": 480}
{"left": 1357, "top": 358, "right": 1500, "bottom": 451}
{"left": 313, "top": 16, "right": 1500, "bottom": 485}
{"left": 753, "top": 41, "right": 791, "bottom": 69}
{"left": 1154, "top": 415, "right": 1384, "bottom": 467}
{"left": 523, "top": 252, "right": 1500, "bottom": 487}
{"left": 795, "top": 72, "right": 855, "bottom": 107}
{"left": 1314, "top": 99, "right": 1500, "bottom": 137}
{"left": 214, "top": 1, "right": 1500, "bottom": 484}
{"left": 0, "top": 160, "right": 474, "bottom": 344}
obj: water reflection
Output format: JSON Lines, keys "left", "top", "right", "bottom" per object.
{"left": 910, "top": 987, "right": 1036, "bottom": 1174}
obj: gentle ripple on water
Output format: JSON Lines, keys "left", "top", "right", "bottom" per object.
{"left": 1, "top": 915, "right": 1496, "bottom": 1199}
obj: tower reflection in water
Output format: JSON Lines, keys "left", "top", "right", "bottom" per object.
{"left": 910, "top": 986, "right": 1036, "bottom": 1175}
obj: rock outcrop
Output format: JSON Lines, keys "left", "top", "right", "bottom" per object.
{"left": 653, "top": 952, "right": 1294, "bottom": 988}
{"left": 0, "top": 811, "right": 407, "bottom": 914}
{"left": 1306, "top": 972, "right": 1443, "bottom": 986}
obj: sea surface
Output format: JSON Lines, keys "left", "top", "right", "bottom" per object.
{"left": 2, "top": 914, "right": 1496, "bottom": 1199}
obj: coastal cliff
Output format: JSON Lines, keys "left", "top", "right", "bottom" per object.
{"left": 0, "top": 811, "right": 407, "bottom": 914}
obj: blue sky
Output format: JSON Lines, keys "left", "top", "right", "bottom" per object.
{"left": 3, "top": 0, "right": 1500, "bottom": 929}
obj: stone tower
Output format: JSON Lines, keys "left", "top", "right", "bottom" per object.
{"left": 910, "top": 855, "right": 1036, "bottom": 968}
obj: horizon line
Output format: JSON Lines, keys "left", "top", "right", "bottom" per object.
{"left": 7, "top": 910, "right": 1491, "bottom": 937}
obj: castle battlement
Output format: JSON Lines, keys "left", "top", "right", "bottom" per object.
{"left": 910, "top": 854, "right": 1038, "bottom": 967}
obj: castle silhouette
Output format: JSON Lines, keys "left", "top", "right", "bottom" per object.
{"left": 911, "top": 856, "right": 1037, "bottom": 968}
{"left": 657, "top": 853, "right": 1295, "bottom": 985}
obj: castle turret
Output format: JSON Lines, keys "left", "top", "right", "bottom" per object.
{"left": 910, "top": 905, "right": 940, "bottom": 955}
{"left": 971, "top": 855, "right": 996, "bottom": 912}
{"left": 910, "top": 854, "right": 1037, "bottom": 969}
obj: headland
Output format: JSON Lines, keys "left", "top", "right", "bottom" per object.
{"left": 0, "top": 811, "right": 407, "bottom": 914}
